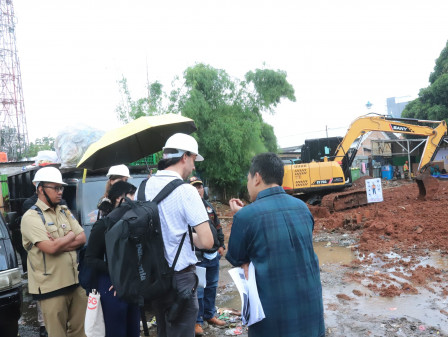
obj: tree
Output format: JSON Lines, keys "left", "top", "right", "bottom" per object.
{"left": 403, "top": 40, "right": 448, "bottom": 121}
{"left": 116, "top": 76, "right": 165, "bottom": 124}
{"left": 169, "top": 63, "right": 295, "bottom": 197}
{"left": 0, "top": 126, "right": 27, "bottom": 161}
{"left": 23, "top": 136, "right": 55, "bottom": 158}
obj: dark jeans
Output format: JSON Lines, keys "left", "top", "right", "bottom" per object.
{"left": 153, "top": 269, "right": 199, "bottom": 337}
{"left": 196, "top": 255, "right": 220, "bottom": 324}
{"left": 98, "top": 273, "right": 140, "bottom": 337}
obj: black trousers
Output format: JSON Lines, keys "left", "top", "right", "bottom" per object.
{"left": 152, "top": 270, "right": 199, "bottom": 337}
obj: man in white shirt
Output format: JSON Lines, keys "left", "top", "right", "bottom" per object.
{"left": 142, "top": 133, "right": 213, "bottom": 337}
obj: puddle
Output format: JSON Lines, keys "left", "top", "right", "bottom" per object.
{"left": 216, "top": 289, "right": 241, "bottom": 312}
{"left": 422, "top": 251, "right": 448, "bottom": 269}
{"left": 350, "top": 288, "right": 447, "bottom": 332}
{"left": 313, "top": 242, "right": 355, "bottom": 266}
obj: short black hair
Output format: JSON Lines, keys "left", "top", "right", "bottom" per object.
{"left": 249, "top": 152, "right": 284, "bottom": 186}
{"left": 157, "top": 151, "right": 194, "bottom": 170}
{"left": 108, "top": 181, "right": 136, "bottom": 201}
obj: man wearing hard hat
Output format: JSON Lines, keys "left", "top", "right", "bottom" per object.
{"left": 21, "top": 166, "right": 87, "bottom": 337}
{"left": 139, "top": 133, "right": 213, "bottom": 337}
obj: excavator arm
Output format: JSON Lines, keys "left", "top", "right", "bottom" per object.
{"left": 334, "top": 115, "right": 447, "bottom": 172}
{"left": 283, "top": 114, "right": 447, "bottom": 210}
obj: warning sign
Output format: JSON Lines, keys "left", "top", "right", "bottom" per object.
{"left": 365, "top": 178, "right": 383, "bottom": 203}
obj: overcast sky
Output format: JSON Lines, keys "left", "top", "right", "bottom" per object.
{"left": 13, "top": 0, "right": 448, "bottom": 148}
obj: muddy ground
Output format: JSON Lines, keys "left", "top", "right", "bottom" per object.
{"left": 214, "top": 177, "right": 448, "bottom": 336}
{"left": 18, "top": 177, "right": 448, "bottom": 336}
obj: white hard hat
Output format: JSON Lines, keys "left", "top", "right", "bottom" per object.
{"left": 163, "top": 133, "right": 204, "bottom": 161}
{"left": 106, "top": 164, "right": 131, "bottom": 178}
{"left": 32, "top": 167, "right": 67, "bottom": 186}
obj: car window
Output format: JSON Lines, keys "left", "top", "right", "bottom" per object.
{"left": 80, "top": 177, "right": 147, "bottom": 226}
{"left": 0, "top": 220, "right": 7, "bottom": 239}
{"left": 0, "top": 221, "right": 10, "bottom": 270}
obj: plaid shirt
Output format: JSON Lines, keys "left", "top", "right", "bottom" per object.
{"left": 226, "top": 186, "right": 325, "bottom": 337}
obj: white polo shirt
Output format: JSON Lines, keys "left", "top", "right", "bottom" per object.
{"left": 138, "top": 170, "right": 209, "bottom": 271}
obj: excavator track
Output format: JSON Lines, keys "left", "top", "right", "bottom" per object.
{"left": 321, "top": 189, "right": 368, "bottom": 212}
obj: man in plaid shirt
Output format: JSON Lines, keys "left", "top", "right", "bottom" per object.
{"left": 226, "top": 152, "right": 325, "bottom": 337}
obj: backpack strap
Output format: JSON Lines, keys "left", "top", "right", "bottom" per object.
{"left": 137, "top": 178, "right": 184, "bottom": 203}
{"left": 28, "top": 204, "right": 50, "bottom": 274}
{"left": 137, "top": 179, "right": 148, "bottom": 201}
{"left": 152, "top": 179, "right": 192, "bottom": 269}
{"left": 171, "top": 232, "right": 187, "bottom": 271}
{"left": 151, "top": 179, "right": 185, "bottom": 204}
{"left": 30, "top": 205, "right": 45, "bottom": 225}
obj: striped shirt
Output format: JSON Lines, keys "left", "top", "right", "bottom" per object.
{"left": 141, "top": 170, "right": 209, "bottom": 271}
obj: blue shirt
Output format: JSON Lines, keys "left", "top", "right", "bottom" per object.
{"left": 226, "top": 186, "right": 325, "bottom": 337}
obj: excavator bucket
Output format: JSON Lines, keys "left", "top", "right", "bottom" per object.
{"left": 415, "top": 171, "right": 439, "bottom": 200}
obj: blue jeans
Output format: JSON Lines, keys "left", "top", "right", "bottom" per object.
{"left": 97, "top": 273, "right": 140, "bottom": 337}
{"left": 196, "top": 255, "right": 220, "bottom": 324}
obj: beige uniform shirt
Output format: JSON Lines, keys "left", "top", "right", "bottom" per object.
{"left": 21, "top": 199, "right": 84, "bottom": 295}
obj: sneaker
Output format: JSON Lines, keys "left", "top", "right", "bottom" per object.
{"left": 195, "top": 323, "right": 204, "bottom": 336}
{"left": 206, "top": 317, "right": 226, "bottom": 326}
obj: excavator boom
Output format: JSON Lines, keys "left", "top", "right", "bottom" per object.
{"left": 334, "top": 115, "right": 447, "bottom": 172}
{"left": 283, "top": 114, "right": 447, "bottom": 211}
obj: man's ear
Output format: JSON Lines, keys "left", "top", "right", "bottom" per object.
{"left": 253, "top": 172, "right": 263, "bottom": 186}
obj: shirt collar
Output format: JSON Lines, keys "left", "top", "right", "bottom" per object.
{"left": 155, "top": 170, "right": 183, "bottom": 179}
{"left": 255, "top": 186, "right": 286, "bottom": 201}
{"left": 36, "top": 197, "right": 61, "bottom": 212}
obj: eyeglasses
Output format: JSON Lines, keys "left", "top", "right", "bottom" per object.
{"left": 42, "top": 185, "right": 64, "bottom": 192}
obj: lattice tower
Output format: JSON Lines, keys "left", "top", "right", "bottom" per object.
{"left": 0, "top": 0, "right": 28, "bottom": 161}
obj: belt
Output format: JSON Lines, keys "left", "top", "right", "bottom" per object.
{"left": 175, "top": 265, "right": 196, "bottom": 274}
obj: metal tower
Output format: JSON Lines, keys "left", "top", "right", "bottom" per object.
{"left": 0, "top": 0, "right": 28, "bottom": 161}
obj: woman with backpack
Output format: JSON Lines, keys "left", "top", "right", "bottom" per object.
{"left": 85, "top": 181, "right": 140, "bottom": 337}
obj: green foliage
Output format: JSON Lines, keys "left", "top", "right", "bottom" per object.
{"left": 245, "top": 68, "right": 296, "bottom": 113}
{"left": 170, "top": 63, "right": 295, "bottom": 196}
{"left": 260, "top": 122, "right": 278, "bottom": 152}
{"left": 116, "top": 63, "right": 295, "bottom": 197}
{"left": 429, "top": 42, "right": 448, "bottom": 84}
{"left": 403, "top": 40, "right": 448, "bottom": 122}
{"left": 116, "top": 76, "right": 165, "bottom": 123}
{"left": 23, "top": 137, "right": 55, "bottom": 158}
{"left": 0, "top": 126, "right": 27, "bottom": 161}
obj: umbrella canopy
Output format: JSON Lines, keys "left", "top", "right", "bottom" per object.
{"left": 77, "top": 114, "right": 197, "bottom": 170}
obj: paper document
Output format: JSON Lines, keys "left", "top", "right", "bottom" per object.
{"left": 195, "top": 266, "right": 206, "bottom": 288}
{"left": 228, "top": 262, "right": 265, "bottom": 326}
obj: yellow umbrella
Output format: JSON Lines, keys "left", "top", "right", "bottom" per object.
{"left": 77, "top": 114, "right": 197, "bottom": 170}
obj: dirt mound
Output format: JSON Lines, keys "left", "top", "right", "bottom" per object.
{"left": 314, "top": 179, "right": 448, "bottom": 253}
{"left": 346, "top": 176, "right": 371, "bottom": 190}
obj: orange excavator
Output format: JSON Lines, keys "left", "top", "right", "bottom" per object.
{"left": 282, "top": 114, "right": 447, "bottom": 211}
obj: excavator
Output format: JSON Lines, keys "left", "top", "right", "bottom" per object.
{"left": 282, "top": 114, "right": 447, "bottom": 211}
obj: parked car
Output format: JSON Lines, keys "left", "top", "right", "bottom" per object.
{"left": 0, "top": 212, "right": 22, "bottom": 337}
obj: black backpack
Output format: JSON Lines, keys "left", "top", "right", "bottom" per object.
{"left": 104, "top": 179, "right": 188, "bottom": 305}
